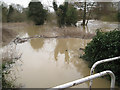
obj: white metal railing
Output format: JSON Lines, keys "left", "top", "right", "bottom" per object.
{"left": 89, "top": 56, "right": 120, "bottom": 88}
{"left": 49, "top": 70, "right": 115, "bottom": 90}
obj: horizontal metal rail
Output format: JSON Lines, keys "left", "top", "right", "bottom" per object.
{"left": 49, "top": 70, "right": 115, "bottom": 90}
{"left": 89, "top": 56, "right": 120, "bottom": 88}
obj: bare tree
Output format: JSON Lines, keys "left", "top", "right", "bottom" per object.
{"left": 82, "top": 0, "right": 86, "bottom": 26}
{"left": 74, "top": 1, "right": 95, "bottom": 26}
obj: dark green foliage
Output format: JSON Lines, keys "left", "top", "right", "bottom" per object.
{"left": 56, "top": 8, "right": 64, "bottom": 27}
{"left": 57, "top": 4, "right": 67, "bottom": 27}
{"left": 53, "top": 2, "right": 58, "bottom": 12}
{"left": 28, "top": 2, "right": 47, "bottom": 25}
{"left": 10, "top": 10, "right": 27, "bottom": 22}
{"left": 2, "top": 60, "right": 16, "bottom": 88}
{"left": 7, "top": 5, "right": 14, "bottom": 22}
{"left": 53, "top": 2, "right": 78, "bottom": 27}
{"left": 2, "top": 5, "right": 8, "bottom": 22}
{"left": 1, "top": 3, "right": 28, "bottom": 22}
{"left": 83, "top": 29, "right": 120, "bottom": 86}
{"left": 2, "top": 73, "right": 15, "bottom": 88}
{"left": 66, "top": 5, "right": 78, "bottom": 26}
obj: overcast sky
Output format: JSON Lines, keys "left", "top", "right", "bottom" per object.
{"left": 1, "top": 0, "right": 64, "bottom": 7}
{"left": 2, "top": 0, "right": 120, "bottom": 7}
{"left": 1, "top": 0, "right": 120, "bottom": 12}
{"left": 1, "top": 0, "right": 65, "bottom": 12}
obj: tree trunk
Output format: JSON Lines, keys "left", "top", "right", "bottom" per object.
{"left": 82, "top": 1, "right": 86, "bottom": 26}
{"left": 86, "top": 2, "right": 95, "bottom": 25}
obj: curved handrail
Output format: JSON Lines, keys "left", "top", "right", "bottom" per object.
{"left": 49, "top": 70, "right": 115, "bottom": 90}
{"left": 89, "top": 56, "right": 120, "bottom": 89}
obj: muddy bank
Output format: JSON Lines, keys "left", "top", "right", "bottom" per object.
{"left": 2, "top": 22, "right": 29, "bottom": 46}
{"left": 2, "top": 28, "right": 17, "bottom": 46}
{"left": 3, "top": 22, "right": 95, "bottom": 40}
{"left": 2, "top": 20, "right": 118, "bottom": 46}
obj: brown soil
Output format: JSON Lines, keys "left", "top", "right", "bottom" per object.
{"left": 2, "top": 22, "right": 95, "bottom": 46}
{"left": 2, "top": 28, "right": 17, "bottom": 46}
{"left": 56, "top": 27, "right": 95, "bottom": 39}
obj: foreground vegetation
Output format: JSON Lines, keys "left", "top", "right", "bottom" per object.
{"left": 2, "top": 43, "right": 22, "bottom": 88}
{"left": 83, "top": 29, "right": 120, "bottom": 86}
{"left": 2, "top": 60, "right": 15, "bottom": 88}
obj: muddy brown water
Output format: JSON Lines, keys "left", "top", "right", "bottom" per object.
{"left": 7, "top": 37, "right": 112, "bottom": 88}
{"left": 3, "top": 20, "right": 119, "bottom": 88}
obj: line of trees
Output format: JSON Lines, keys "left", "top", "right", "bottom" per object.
{"left": 28, "top": 1, "right": 47, "bottom": 25}
{"left": 1, "top": 3, "right": 27, "bottom": 23}
{"left": 53, "top": 1, "right": 119, "bottom": 27}
{"left": 1, "top": 1, "right": 47, "bottom": 25}
{"left": 75, "top": 2, "right": 119, "bottom": 25}
{"left": 53, "top": 1, "right": 78, "bottom": 27}
{"left": 1, "top": 1, "right": 120, "bottom": 26}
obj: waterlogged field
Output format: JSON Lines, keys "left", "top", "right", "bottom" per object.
{"left": 5, "top": 37, "right": 112, "bottom": 88}
{"left": 2, "top": 20, "right": 119, "bottom": 88}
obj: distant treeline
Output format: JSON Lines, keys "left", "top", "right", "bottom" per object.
{"left": 1, "top": 1, "right": 120, "bottom": 26}
{"left": 75, "top": 2, "right": 119, "bottom": 22}
{"left": 53, "top": 2, "right": 78, "bottom": 27}
{"left": 1, "top": 3, "right": 28, "bottom": 22}
{"left": 1, "top": 1, "right": 49, "bottom": 25}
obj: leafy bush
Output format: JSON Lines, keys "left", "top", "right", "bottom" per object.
{"left": 53, "top": 1, "right": 58, "bottom": 12}
{"left": 83, "top": 29, "right": 120, "bottom": 86}
{"left": 2, "top": 60, "right": 16, "bottom": 88}
{"left": 28, "top": 2, "right": 47, "bottom": 25}
{"left": 7, "top": 5, "right": 14, "bottom": 22}
{"left": 56, "top": 3, "right": 68, "bottom": 27}
{"left": 66, "top": 5, "right": 78, "bottom": 26}
{"left": 53, "top": 2, "right": 78, "bottom": 27}
{"left": 2, "top": 5, "right": 8, "bottom": 22}
{"left": 1, "top": 3, "right": 28, "bottom": 23}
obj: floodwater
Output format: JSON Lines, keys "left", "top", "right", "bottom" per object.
{"left": 3, "top": 20, "right": 119, "bottom": 88}
{"left": 7, "top": 37, "right": 112, "bottom": 88}
{"left": 76, "top": 20, "right": 118, "bottom": 34}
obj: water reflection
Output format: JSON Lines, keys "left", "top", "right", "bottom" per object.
{"left": 24, "top": 26, "right": 45, "bottom": 51}
{"left": 30, "top": 38, "right": 44, "bottom": 51}
{"left": 54, "top": 39, "right": 69, "bottom": 63}
{"left": 7, "top": 38, "right": 113, "bottom": 88}
{"left": 54, "top": 38, "right": 90, "bottom": 63}
{"left": 26, "top": 26, "right": 40, "bottom": 36}
{"left": 3, "top": 20, "right": 119, "bottom": 88}
{"left": 54, "top": 38, "right": 112, "bottom": 88}
{"left": 54, "top": 38, "right": 90, "bottom": 75}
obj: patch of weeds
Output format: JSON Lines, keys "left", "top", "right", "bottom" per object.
{"left": 2, "top": 44, "right": 22, "bottom": 88}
